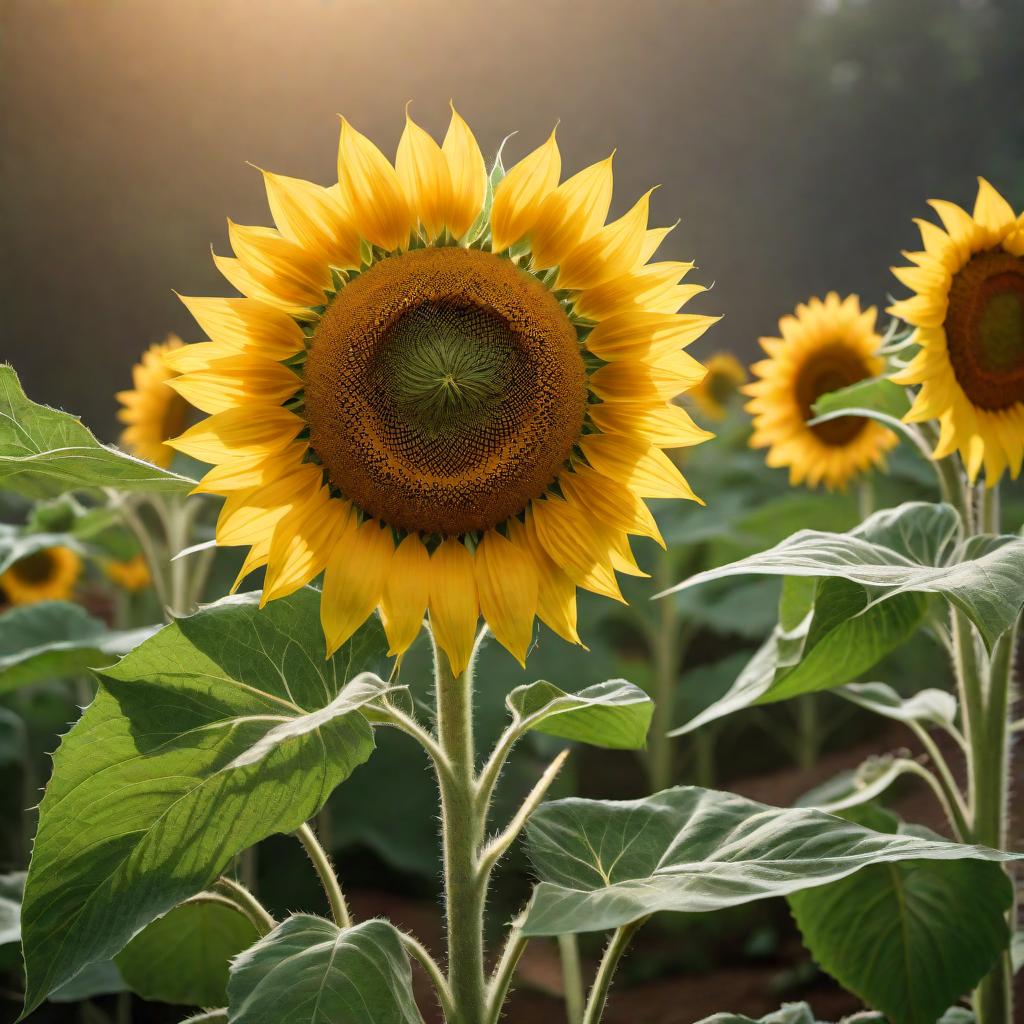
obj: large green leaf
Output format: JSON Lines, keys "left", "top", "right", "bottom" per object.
{"left": 0, "top": 601, "right": 156, "bottom": 691}
{"left": 227, "top": 916, "right": 424, "bottom": 1024}
{"left": 507, "top": 678, "right": 653, "bottom": 750}
{"left": 521, "top": 786, "right": 1019, "bottom": 936}
{"left": 20, "top": 588, "right": 389, "bottom": 1015}
{"left": 661, "top": 501, "right": 1024, "bottom": 649}
{"left": 790, "top": 842, "right": 1013, "bottom": 1024}
{"left": 671, "top": 579, "right": 925, "bottom": 735}
{"left": 116, "top": 899, "right": 260, "bottom": 1007}
{"left": 836, "top": 680, "right": 957, "bottom": 729}
{"left": 0, "top": 364, "right": 195, "bottom": 497}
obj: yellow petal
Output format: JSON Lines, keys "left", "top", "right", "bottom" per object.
{"left": 167, "top": 357, "right": 301, "bottom": 415}
{"left": 441, "top": 103, "right": 487, "bottom": 239}
{"left": 579, "top": 433, "right": 701, "bottom": 501}
{"left": 380, "top": 533, "right": 431, "bottom": 658}
{"left": 176, "top": 295, "right": 305, "bottom": 360}
{"left": 530, "top": 154, "right": 614, "bottom": 270}
{"left": 162, "top": 341, "right": 239, "bottom": 374}
{"left": 261, "top": 170, "right": 361, "bottom": 269}
{"left": 320, "top": 518, "right": 395, "bottom": 657}
{"left": 556, "top": 189, "right": 653, "bottom": 291}
{"left": 262, "top": 491, "right": 352, "bottom": 604}
{"left": 212, "top": 252, "right": 312, "bottom": 317}
{"left": 490, "top": 127, "right": 560, "bottom": 252}
{"left": 428, "top": 539, "right": 479, "bottom": 676}
{"left": 475, "top": 530, "right": 538, "bottom": 666}
{"left": 228, "top": 221, "right": 331, "bottom": 306}
{"left": 530, "top": 497, "right": 623, "bottom": 602}
{"left": 559, "top": 464, "right": 664, "bottom": 547}
{"left": 338, "top": 117, "right": 413, "bottom": 252}
{"left": 588, "top": 351, "right": 707, "bottom": 402}
{"left": 587, "top": 401, "right": 713, "bottom": 448}
{"left": 192, "top": 442, "right": 308, "bottom": 494}
{"left": 584, "top": 312, "right": 720, "bottom": 361}
{"left": 168, "top": 406, "right": 303, "bottom": 463}
{"left": 396, "top": 109, "right": 453, "bottom": 241}
{"left": 973, "top": 177, "right": 1016, "bottom": 234}
{"left": 507, "top": 514, "right": 582, "bottom": 646}
{"left": 216, "top": 464, "right": 324, "bottom": 547}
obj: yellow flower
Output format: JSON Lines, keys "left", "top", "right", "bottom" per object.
{"left": 116, "top": 335, "right": 191, "bottom": 469}
{"left": 104, "top": 553, "right": 152, "bottom": 593}
{"left": 689, "top": 353, "right": 747, "bottom": 421}
{"left": 167, "top": 106, "right": 717, "bottom": 672}
{"left": 0, "top": 546, "right": 82, "bottom": 605}
{"left": 888, "top": 178, "right": 1024, "bottom": 485}
{"left": 746, "top": 293, "right": 897, "bottom": 490}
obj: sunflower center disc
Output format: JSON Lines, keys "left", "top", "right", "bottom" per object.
{"left": 305, "top": 247, "right": 587, "bottom": 536}
{"left": 794, "top": 343, "right": 871, "bottom": 446}
{"left": 10, "top": 551, "right": 56, "bottom": 585}
{"left": 946, "top": 249, "right": 1024, "bottom": 410}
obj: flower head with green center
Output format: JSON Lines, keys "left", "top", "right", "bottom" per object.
{"left": 167, "top": 106, "right": 717, "bottom": 672}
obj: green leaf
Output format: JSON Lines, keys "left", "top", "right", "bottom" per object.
{"left": 661, "top": 501, "right": 1024, "bottom": 650}
{"left": 790, "top": 849, "right": 1013, "bottom": 1024}
{"left": 227, "top": 916, "right": 424, "bottom": 1024}
{"left": 795, "top": 755, "right": 919, "bottom": 813}
{"left": 49, "top": 960, "right": 128, "bottom": 1002}
{"left": 693, "top": 1003, "right": 886, "bottom": 1024}
{"left": 20, "top": 588, "right": 389, "bottom": 1015}
{"left": 812, "top": 376, "right": 912, "bottom": 421}
{"left": 0, "top": 601, "right": 157, "bottom": 691}
{"left": 116, "top": 899, "right": 260, "bottom": 1007}
{"left": 836, "top": 680, "right": 957, "bottom": 729}
{"left": 671, "top": 580, "right": 926, "bottom": 735}
{"left": 521, "top": 786, "right": 1020, "bottom": 936}
{"left": 507, "top": 678, "right": 653, "bottom": 750}
{"left": 0, "top": 364, "right": 196, "bottom": 497}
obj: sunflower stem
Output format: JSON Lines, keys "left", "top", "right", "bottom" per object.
{"left": 558, "top": 933, "right": 585, "bottom": 1024}
{"left": 434, "top": 644, "right": 487, "bottom": 1024}
{"left": 295, "top": 822, "right": 351, "bottom": 929}
{"left": 580, "top": 918, "right": 645, "bottom": 1024}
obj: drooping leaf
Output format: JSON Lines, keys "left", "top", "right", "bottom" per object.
{"left": 20, "top": 588, "right": 389, "bottom": 1015}
{"left": 795, "top": 755, "right": 919, "bottom": 813}
{"left": 507, "top": 678, "right": 653, "bottom": 750}
{"left": 0, "top": 364, "right": 195, "bottom": 498}
{"left": 0, "top": 601, "right": 157, "bottom": 691}
{"left": 693, "top": 1003, "right": 887, "bottom": 1024}
{"left": 836, "top": 680, "right": 957, "bottom": 729}
{"left": 227, "top": 916, "right": 424, "bottom": 1024}
{"left": 521, "top": 786, "right": 1019, "bottom": 936}
{"left": 790, "top": 845, "right": 1013, "bottom": 1024}
{"left": 662, "top": 501, "right": 1024, "bottom": 650}
{"left": 116, "top": 899, "right": 260, "bottom": 1007}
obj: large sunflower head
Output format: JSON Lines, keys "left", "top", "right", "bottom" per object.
{"left": 745, "top": 292, "right": 897, "bottom": 491}
{"left": 888, "top": 178, "right": 1024, "bottom": 485}
{"left": 0, "top": 546, "right": 82, "bottom": 606}
{"left": 689, "top": 352, "right": 747, "bottom": 421}
{"left": 167, "top": 106, "right": 716, "bottom": 673}
{"left": 116, "top": 335, "right": 191, "bottom": 469}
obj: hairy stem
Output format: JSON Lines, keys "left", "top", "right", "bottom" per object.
{"left": 486, "top": 923, "right": 528, "bottom": 1024}
{"left": 212, "top": 876, "right": 276, "bottom": 935}
{"left": 581, "top": 919, "right": 645, "bottom": 1024}
{"left": 400, "top": 932, "right": 455, "bottom": 1022}
{"left": 295, "top": 822, "right": 351, "bottom": 929}
{"left": 558, "top": 933, "right": 585, "bottom": 1024}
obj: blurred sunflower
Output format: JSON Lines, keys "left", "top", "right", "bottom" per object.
{"left": 104, "top": 553, "right": 152, "bottom": 592}
{"left": 689, "top": 353, "right": 746, "bottom": 420}
{"left": 889, "top": 178, "right": 1024, "bottom": 485}
{"left": 0, "top": 546, "right": 82, "bottom": 605}
{"left": 168, "top": 106, "right": 716, "bottom": 672}
{"left": 116, "top": 335, "right": 191, "bottom": 469}
{"left": 746, "top": 293, "right": 896, "bottom": 490}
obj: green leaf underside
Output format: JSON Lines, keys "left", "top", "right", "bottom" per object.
{"left": 0, "top": 601, "right": 157, "bottom": 691}
{"left": 116, "top": 900, "right": 260, "bottom": 1007}
{"left": 227, "top": 916, "right": 423, "bottom": 1024}
{"left": 836, "top": 680, "right": 957, "bottom": 729}
{"left": 20, "top": 589, "right": 390, "bottom": 1015}
{"left": 521, "top": 786, "right": 1019, "bottom": 936}
{"left": 812, "top": 376, "right": 913, "bottom": 421}
{"left": 795, "top": 757, "right": 918, "bottom": 813}
{"left": 0, "top": 363, "right": 195, "bottom": 497}
{"left": 663, "top": 502, "right": 1024, "bottom": 650}
{"left": 790, "top": 855, "right": 1012, "bottom": 1024}
{"left": 671, "top": 579, "right": 926, "bottom": 735}
{"left": 507, "top": 678, "right": 653, "bottom": 750}
{"left": 693, "top": 1002, "right": 886, "bottom": 1024}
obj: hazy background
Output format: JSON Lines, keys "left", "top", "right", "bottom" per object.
{"left": 2, "top": 0, "right": 1023, "bottom": 440}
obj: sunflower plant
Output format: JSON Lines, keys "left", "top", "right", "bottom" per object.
{"left": 666, "top": 180, "right": 1024, "bottom": 1024}
{"left": 1, "top": 116, "right": 1021, "bottom": 1024}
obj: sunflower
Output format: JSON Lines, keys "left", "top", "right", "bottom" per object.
{"left": 104, "top": 553, "right": 152, "bottom": 592}
{"left": 745, "top": 293, "right": 897, "bottom": 490}
{"left": 888, "top": 178, "right": 1024, "bottom": 485}
{"left": 116, "top": 335, "right": 191, "bottom": 469}
{"left": 0, "top": 546, "right": 82, "bottom": 606}
{"left": 689, "top": 353, "right": 747, "bottom": 421}
{"left": 167, "top": 107, "right": 716, "bottom": 672}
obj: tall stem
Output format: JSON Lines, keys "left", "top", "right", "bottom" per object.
{"left": 648, "top": 557, "right": 682, "bottom": 793}
{"left": 580, "top": 919, "right": 644, "bottom": 1024}
{"left": 295, "top": 822, "right": 351, "bottom": 929}
{"left": 435, "top": 649, "right": 487, "bottom": 1024}
{"left": 558, "top": 934, "right": 585, "bottom": 1024}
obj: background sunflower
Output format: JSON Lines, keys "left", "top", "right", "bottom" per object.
{"left": 0, "top": 546, "right": 82, "bottom": 605}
